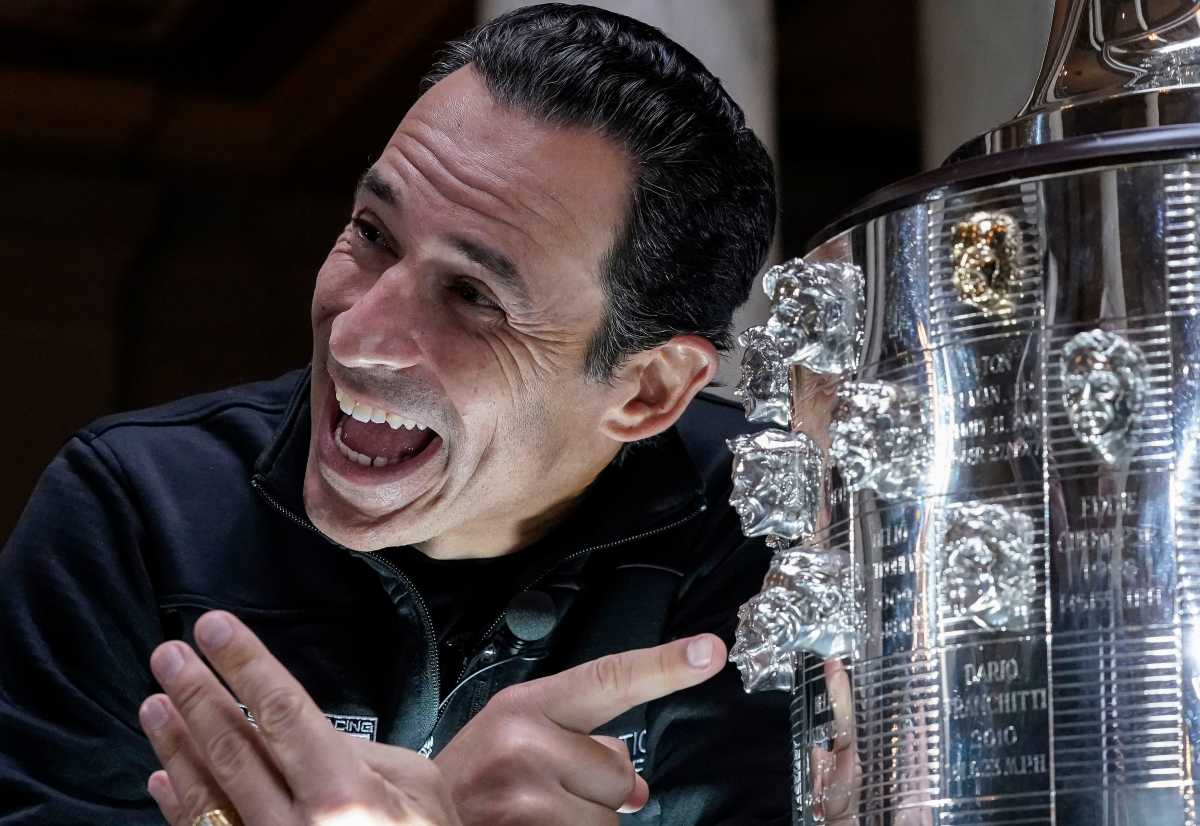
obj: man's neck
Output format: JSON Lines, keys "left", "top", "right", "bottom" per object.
{"left": 414, "top": 491, "right": 587, "bottom": 560}
{"left": 414, "top": 443, "right": 621, "bottom": 560}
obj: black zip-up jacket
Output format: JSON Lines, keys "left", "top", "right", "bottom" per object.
{"left": 0, "top": 369, "right": 791, "bottom": 825}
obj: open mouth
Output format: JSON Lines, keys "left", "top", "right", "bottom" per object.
{"left": 329, "top": 382, "right": 442, "bottom": 470}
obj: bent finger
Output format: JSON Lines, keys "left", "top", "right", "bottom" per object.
{"left": 190, "top": 611, "right": 356, "bottom": 803}
{"left": 531, "top": 633, "right": 726, "bottom": 732}
{"left": 149, "top": 639, "right": 292, "bottom": 822}
{"left": 139, "top": 693, "right": 234, "bottom": 826}
{"left": 146, "top": 770, "right": 182, "bottom": 826}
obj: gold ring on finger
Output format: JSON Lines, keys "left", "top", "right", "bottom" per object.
{"left": 193, "top": 808, "right": 240, "bottom": 826}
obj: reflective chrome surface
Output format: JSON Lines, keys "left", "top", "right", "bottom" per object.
{"left": 734, "top": 155, "right": 1200, "bottom": 823}
{"left": 730, "top": 2, "right": 1200, "bottom": 820}
{"left": 731, "top": 548, "right": 858, "bottom": 690}
{"left": 727, "top": 429, "right": 822, "bottom": 542}
{"left": 959, "top": 0, "right": 1200, "bottom": 158}
{"left": 762, "top": 258, "right": 864, "bottom": 376}
{"left": 735, "top": 324, "right": 793, "bottom": 427}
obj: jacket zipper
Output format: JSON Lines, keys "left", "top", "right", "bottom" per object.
{"left": 438, "top": 502, "right": 707, "bottom": 730}
{"left": 252, "top": 475, "right": 706, "bottom": 747}
{"left": 249, "top": 477, "right": 441, "bottom": 716}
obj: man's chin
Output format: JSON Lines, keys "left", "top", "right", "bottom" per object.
{"left": 302, "top": 465, "right": 430, "bottom": 552}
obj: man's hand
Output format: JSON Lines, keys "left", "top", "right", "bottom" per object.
{"left": 808, "top": 658, "right": 860, "bottom": 824}
{"left": 434, "top": 633, "right": 727, "bottom": 826}
{"left": 139, "top": 610, "right": 462, "bottom": 826}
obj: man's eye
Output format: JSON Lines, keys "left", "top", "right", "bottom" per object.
{"left": 351, "top": 217, "right": 392, "bottom": 252}
{"left": 450, "top": 279, "right": 502, "bottom": 312}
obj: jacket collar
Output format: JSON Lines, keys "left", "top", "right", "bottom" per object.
{"left": 252, "top": 367, "right": 708, "bottom": 552}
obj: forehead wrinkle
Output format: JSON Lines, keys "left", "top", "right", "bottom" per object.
{"left": 393, "top": 119, "right": 571, "bottom": 242}
{"left": 387, "top": 128, "right": 561, "bottom": 253}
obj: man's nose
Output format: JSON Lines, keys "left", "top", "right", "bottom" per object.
{"left": 329, "top": 264, "right": 429, "bottom": 370}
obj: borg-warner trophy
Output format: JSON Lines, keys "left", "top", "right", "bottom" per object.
{"left": 729, "top": 1, "right": 1200, "bottom": 823}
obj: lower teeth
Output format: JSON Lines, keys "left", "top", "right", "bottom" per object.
{"left": 334, "top": 424, "right": 406, "bottom": 468}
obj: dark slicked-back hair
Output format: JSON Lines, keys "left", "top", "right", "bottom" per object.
{"left": 422, "top": 3, "right": 776, "bottom": 381}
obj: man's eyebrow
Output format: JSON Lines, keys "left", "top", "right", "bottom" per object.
{"left": 452, "top": 237, "right": 532, "bottom": 308}
{"left": 355, "top": 168, "right": 397, "bottom": 206}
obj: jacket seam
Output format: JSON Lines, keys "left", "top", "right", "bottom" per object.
{"left": 84, "top": 400, "right": 290, "bottom": 438}
{"left": 76, "top": 433, "right": 147, "bottom": 550}
{"left": 159, "top": 594, "right": 362, "bottom": 620}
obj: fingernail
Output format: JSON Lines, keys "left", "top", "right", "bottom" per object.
{"left": 686, "top": 636, "right": 713, "bottom": 668}
{"left": 196, "top": 612, "right": 233, "bottom": 650}
{"left": 152, "top": 644, "right": 185, "bottom": 684}
{"left": 140, "top": 696, "right": 168, "bottom": 730}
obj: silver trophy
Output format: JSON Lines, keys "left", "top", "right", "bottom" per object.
{"left": 730, "top": 1, "right": 1200, "bottom": 822}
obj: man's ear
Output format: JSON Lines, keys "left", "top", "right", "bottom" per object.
{"left": 599, "top": 335, "right": 719, "bottom": 443}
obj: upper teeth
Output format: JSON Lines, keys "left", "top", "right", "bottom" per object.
{"left": 334, "top": 384, "right": 429, "bottom": 431}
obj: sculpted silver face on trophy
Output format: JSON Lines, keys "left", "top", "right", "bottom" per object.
{"left": 829, "top": 380, "right": 928, "bottom": 501}
{"left": 942, "top": 503, "right": 1036, "bottom": 631}
{"left": 1061, "top": 329, "right": 1149, "bottom": 463}
{"left": 734, "top": 325, "right": 791, "bottom": 427}
{"left": 762, "top": 258, "right": 864, "bottom": 375}
{"left": 727, "top": 430, "right": 822, "bottom": 541}
{"left": 950, "top": 211, "right": 1022, "bottom": 314}
{"left": 730, "top": 549, "right": 856, "bottom": 692}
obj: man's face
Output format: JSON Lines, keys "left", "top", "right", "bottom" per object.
{"left": 730, "top": 588, "right": 800, "bottom": 692}
{"left": 303, "top": 68, "right": 634, "bottom": 557}
{"left": 729, "top": 449, "right": 774, "bottom": 535}
{"left": 950, "top": 211, "right": 1019, "bottom": 311}
{"left": 1064, "top": 350, "right": 1124, "bottom": 439}
{"left": 761, "top": 260, "right": 863, "bottom": 375}
{"left": 733, "top": 326, "right": 789, "bottom": 426}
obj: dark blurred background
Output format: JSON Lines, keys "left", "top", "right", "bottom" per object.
{"left": 0, "top": 0, "right": 1048, "bottom": 539}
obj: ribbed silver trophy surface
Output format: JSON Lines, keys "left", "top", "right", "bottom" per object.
{"left": 730, "top": 1, "right": 1200, "bottom": 823}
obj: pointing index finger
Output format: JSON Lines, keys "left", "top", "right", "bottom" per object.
{"left": 530, "top": 634, "right": 726, "bottom": 733}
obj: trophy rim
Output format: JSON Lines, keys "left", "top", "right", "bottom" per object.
{"left": 803, "top": 122, "right": 1200, "bottom": 253}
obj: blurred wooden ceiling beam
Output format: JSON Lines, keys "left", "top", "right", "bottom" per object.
{"left": 0, "top": 68, "right": 158, "bottom": 153}
{"left": 1, "top": 0, "right": 469, "bottom": 174}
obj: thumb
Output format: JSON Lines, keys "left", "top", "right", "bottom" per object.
{"left": 529, "top": 633, "right": 726, "bottom": 733}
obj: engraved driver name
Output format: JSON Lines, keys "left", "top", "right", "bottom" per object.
{"left": 949, "top": 657, "right": 1049, "bottom": 783}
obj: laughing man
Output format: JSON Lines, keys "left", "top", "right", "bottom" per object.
{"left": 0, "top": 5, "right": 789, "bottom": 825}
